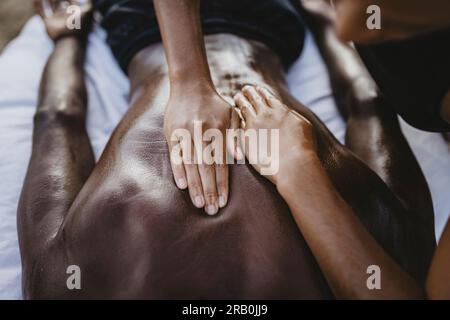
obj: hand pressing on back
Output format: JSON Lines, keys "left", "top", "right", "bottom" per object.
{"left": 234, "top": 85, "right": 317, "bottom": 188}
{"left": 165, "top": 82, "right": 241, "bottom": 215}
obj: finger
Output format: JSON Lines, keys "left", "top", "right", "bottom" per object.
{"left": 196, "top": 141, "right": 219, "bottom": 215}
{"left": 242, "top": 85, "right": 268, "bottom": 112}
{"left": 255, "top": 86, "right": 284, "bottom": 109}
{"left": 183, "top": 143, "right": 206, "bottom": 209}
{"left": 171, "top": 162, "right": 188, "bottom": 189}
{"left": 215, "top": 126, "right": 229, "bottom": 208}
{"left": 72, "top": 0, "right": 93, "bottom": 13}
{"left": 168, "top": 137, "right": 188, "bottom": 190}
{"left": 170, "top": 157, "right": 188, "bottom": 190}
{"left": 239, "top": 127, "right": 257, "bottom": 165}
{"left": 234, "top": 92, "right": 256, "bottom": 121}
{"left": 227, "top": 108, "right": 244, "bottom": 161}
{"left": 198, "top": 164, "right": 219, "bottom": 215}
{"left": 185, "top": 163, "right": 206, "bottom": 209}
{"left": 215, "top": 163, "right": 229, "bottom": 208}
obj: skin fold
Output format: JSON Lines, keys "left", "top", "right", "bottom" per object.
{"left": 18, "top": 0, "right": 437, "bottom": 299}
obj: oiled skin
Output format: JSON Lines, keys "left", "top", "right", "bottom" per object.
{"left": 19, "top": 34, "right": 434, "bottom": 299}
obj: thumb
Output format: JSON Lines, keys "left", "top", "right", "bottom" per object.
{"left": 227, "top": 108, "right": 244, "bottom": 161}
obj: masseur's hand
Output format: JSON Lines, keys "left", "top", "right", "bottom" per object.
{"left": 34, "top": 0, "right": 93, "bottom": 41}
{"left": 164, "top": 82, "right": 241, "bottom": 215}
{"left": 234, "top": 85, "right": 317, "bottom": 187}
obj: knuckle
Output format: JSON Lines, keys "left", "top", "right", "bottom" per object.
{"left": 216, "top": 163, "right": 227, "bottom": 171}
{"left": 203, "top": 190, "right": 218, "bottom": 198}
{"left": 242, "top": 85, "right": 253, "bottom": 92}
{"left": 216, "top": 179, "right": 227, "bottom": 190}
{"left": 188, "top": 181, "right": 201, "bottom": 191}
{"left": 172, "top": 164, "right": 184, "bottom": 172}
{"left": 199, "top": 163, "right": 215, "bottom": 173}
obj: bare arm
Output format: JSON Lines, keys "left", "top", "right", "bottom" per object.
{"left": 426, "top": 221, "right": 450, "bottom": 299}
{"left": 234, "top": 85, "right": 423, "bottom": 300}
{"left": 277, "top": 156, "right": 423, "bottom": 299}
{"left": 154, "top": 0, "right": 240, "bottom": 215}
{"left": 153, "top": 0, "right": 213, "bottom": 87}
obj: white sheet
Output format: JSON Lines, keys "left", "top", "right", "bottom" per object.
{"left": 0, "top": 16, "right": 449, "bottom": 299}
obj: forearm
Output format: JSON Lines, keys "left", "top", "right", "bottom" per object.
{"left": 426, "top": 220, "right": 450, "bottom": 299}
{"left": 277, "top": 156, "right": 423, "bottom": 299}
{"left": 153, "top": 0, "right": 213, "bottom": 89}
{"left": 38, "top": 36, "right": 87, "bottom": 116}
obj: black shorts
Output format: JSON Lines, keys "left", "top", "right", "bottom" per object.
{"left": 93, "top": 0, "right": 305, "bottom": 74}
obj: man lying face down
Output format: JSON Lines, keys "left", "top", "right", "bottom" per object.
{"left": 18, "top": 0, "right": 436, "bottom": 299}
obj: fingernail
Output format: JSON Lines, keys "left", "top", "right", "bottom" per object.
{"left": 244, "top": 101, "right": 253, "bottom": 108}
{"left": 219, "top": 195, "right": 227, "bottom": 208}
{"left": 176, "top": 178, "right": 187, "bottom": 189}
{"left": 260, "top": 87, "right": 270, "bottom": 95}
{"left": 194, "top": 196, "right": 205, "bottom": 208}
{"left": 206, "top": 204, "right": 218, "bottom": 216}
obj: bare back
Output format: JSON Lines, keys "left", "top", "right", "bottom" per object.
{"left": 47, "top": 35, "right": 332, "bottom": 299}
{"left": 23, "top": 34, "right": 432, "bottom": 299}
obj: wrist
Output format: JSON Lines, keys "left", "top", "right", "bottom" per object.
{"left": 275, "top": 150, "right": 323, "bottom": 197}
{"left": 170, "top": 71, "right": 214, "bottom": 90}
{"left": 52, "top": 36, "right": 86, "bottom": 69}
{"left": 54, "top": 35, "right": 85, "bottom": 48}
{"left": 169, "top": 76, "right": 216, "bottom": 96}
